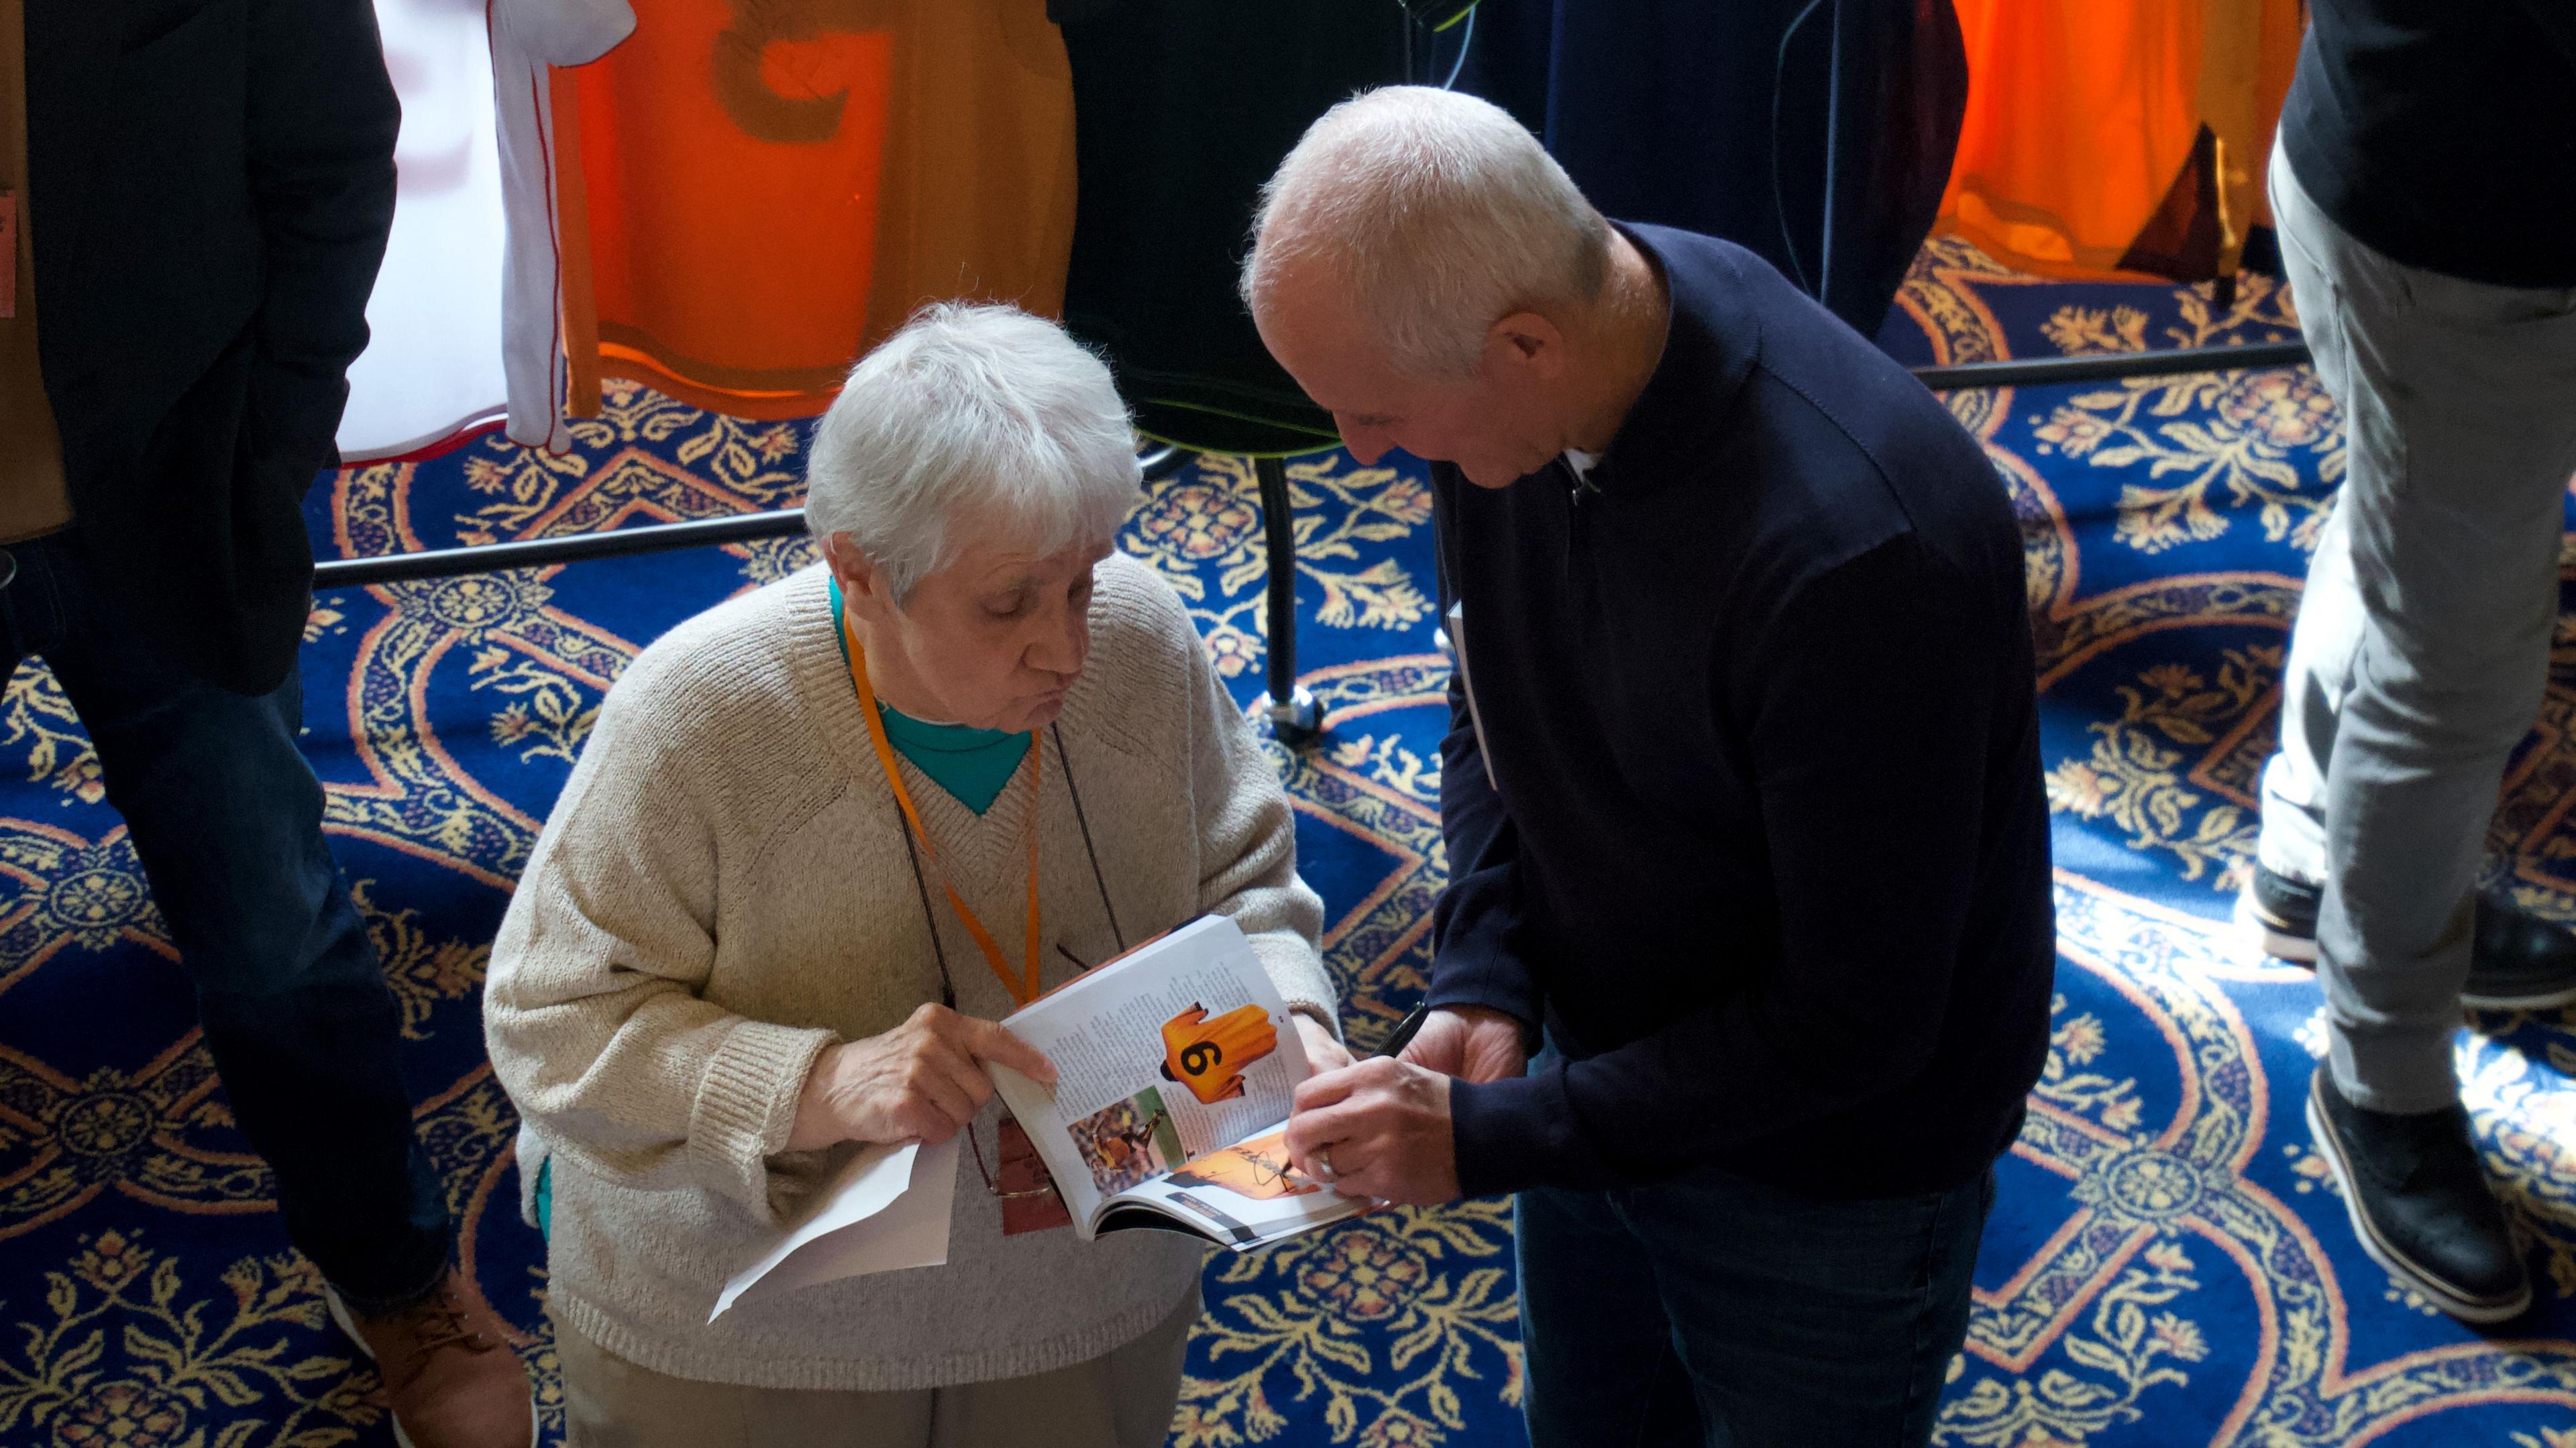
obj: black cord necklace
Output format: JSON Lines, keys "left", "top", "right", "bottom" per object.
{"left": 1053, "top": 719, "right": 1126, "bottom": 954}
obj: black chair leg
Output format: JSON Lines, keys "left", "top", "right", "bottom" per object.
{"left": 1253, "top": 455, "right": 1320, "bottom": 741}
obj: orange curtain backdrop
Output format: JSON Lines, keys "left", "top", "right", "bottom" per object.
{"left": 1939, "top": 0, "right": 2302, "bottom": 281}
{"left": 551, "top": 0, "right": 1078, "bottom": 420}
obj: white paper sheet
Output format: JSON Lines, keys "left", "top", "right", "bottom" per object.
{"left": 709, "top": 1136, "right": 958, "bottom": 1321}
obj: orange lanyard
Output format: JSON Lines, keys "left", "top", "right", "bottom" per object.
{"left": 843, "top": 616, "right": 1044, "bottom": 1008}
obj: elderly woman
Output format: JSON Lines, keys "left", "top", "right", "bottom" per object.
{"left": 484, "top": 304, "right": 1345, "bottom": 1447}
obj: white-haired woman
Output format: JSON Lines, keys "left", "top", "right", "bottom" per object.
{"left": 484, "top": 304, "right": 1346, "bottom": 1447}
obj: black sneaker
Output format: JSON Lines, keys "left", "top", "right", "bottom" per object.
{"left": 2239, "top": 862, "right": 2576, "bottom": 1010}
{"left": 2304, "top": 1066, "right": 2530, "bottom": 1323}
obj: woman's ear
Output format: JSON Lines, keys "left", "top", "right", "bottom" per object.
{"left": 820, "top": 533, "right": 881, "bottom": 606}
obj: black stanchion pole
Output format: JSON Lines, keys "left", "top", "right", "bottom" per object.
{"left": 307, "top": 341, "right": 2318, "bottom": 612}
{"left": 1252, "top": 455, "right": 1321, "bottom": 740}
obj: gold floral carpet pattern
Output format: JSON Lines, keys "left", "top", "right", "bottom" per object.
{"left": 1, "top": 239, "right": 2572, "bottom": 1447}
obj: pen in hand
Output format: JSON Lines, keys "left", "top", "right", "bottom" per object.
{"left": 1378, "top": 1002, "right": 1433, "bottom": 1059}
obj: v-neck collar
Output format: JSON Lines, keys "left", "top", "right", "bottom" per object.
{"left": 816, "top": 572, "right": 1037, "bottom": 870}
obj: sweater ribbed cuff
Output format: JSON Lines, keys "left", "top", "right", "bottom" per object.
{"left": 690, "top": 1019, "right": 838, "bottom": 1212}
{"left": 1287, "top": 1002, "right": 1343, "bottom": 1044}
{"left": 1250, "top": 938, "right": 1340, "bottom": 1041}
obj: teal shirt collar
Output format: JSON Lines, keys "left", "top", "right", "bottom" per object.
{"left": 828, "top": 575, "right": 1031, "bottom": 814}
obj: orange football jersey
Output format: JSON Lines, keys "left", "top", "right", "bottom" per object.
{"left": 549, "top": 0, "right": 1077, "bottom": 420}
{"left": 1158, "top": 1003, "right": 1277, "bottom": 1106}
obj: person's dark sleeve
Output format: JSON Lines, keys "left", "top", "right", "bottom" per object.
{"left": 243, "top": 0, "right": 400, "bottom": 471}
{"left": 1421, "top": 486, "right": 1545, "bottom": 1032}
{"left": 1424, "top": 672, "right": 1544, "bottom": 1028}
{"left": 2510, "top": 0, "right": 2576, "bottom": 72}
{"left": 1447, "top": 535, "right": 2002, "bottom": 1194}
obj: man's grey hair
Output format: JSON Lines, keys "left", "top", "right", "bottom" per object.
{"left": 804, "top": 303, "right": 1140, "bottom": 605}
{"left": 1241, "top": 86, "right": 1611, "bottom": 378}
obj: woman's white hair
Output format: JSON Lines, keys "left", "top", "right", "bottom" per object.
{"left": 804, "top": 303, "right": 1140, "bottom": 605}
{"left": 1241, "top": 86, "right": 1611, "bottom": 378}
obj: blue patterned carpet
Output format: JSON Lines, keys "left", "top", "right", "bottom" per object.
{"left": 3, "top": 240, "right": 2573, "bottom": 1447}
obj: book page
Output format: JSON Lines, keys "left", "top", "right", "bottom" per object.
{"left": 1106, "top": 1126, "right": 1368, "bottom": 1249}
{"left": 989, "top": 916, "right": 1311, "bottom": 1233}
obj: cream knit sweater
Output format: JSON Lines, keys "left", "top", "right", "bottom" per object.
{"left": 483, "top": 555, "right": 1334, "bottom": 1391}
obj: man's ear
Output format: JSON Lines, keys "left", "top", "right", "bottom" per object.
{"left": 1486, "top": 311, "right": 1567, "bottom": 382}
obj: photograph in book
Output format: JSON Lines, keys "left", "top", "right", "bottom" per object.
{"left": 1163, "top": 1129, "right": 1319, "bottom": 1201}
{"left": 1067, "top": 1087, "right": 1184, "bottom": 1197}
{"left": 1105, "top": 1125, "right": 1361, "bottom": 1249}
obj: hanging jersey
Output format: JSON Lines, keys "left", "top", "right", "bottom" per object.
{"left": 1937, "top": 0, "right": 2303, "bottom": 284}
{"left": 498, "top": 0, "right": 1077, "bottom": 445}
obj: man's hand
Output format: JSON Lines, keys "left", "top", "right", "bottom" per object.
{"left": 1284, "top": 1058, "right": 1461, "bottom": 1205}
{"left": 787, "top": 1003, "right": 1056, "bottom": 1152}
{"left": 1294, "top": 1013, "right": 1355, "bottom": 1076}
{"left": 1399, "top": 1005, "right": 1528, "bottom": 1084}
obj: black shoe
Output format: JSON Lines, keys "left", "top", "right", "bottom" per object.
{"left": 2239, "top": 862, "right": 2323, "bottom": 963}
{"left": 2239, "top": 862, "right": 2576, "bottom": 1010}
{"left": 2304, "top": 1066, "right": 2530, "bottom": 1323}
{"left": 2466, "top": 903, "right": 2576, "bottom": 1010}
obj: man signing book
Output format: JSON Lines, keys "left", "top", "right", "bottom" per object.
{"left": 1252, "top": 88, "right": 2055, "bottom": 1448}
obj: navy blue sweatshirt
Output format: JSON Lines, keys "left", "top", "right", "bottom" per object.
{"left": 1429, "top": 224, "right": 2055, "bottom": 1201}
{"left": 2280, "top": 0, "right": 2576, "bottom": 290}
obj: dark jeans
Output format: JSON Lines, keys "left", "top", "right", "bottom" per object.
{"left": 1516, "top": 1160, "right": 1992, "bottom": 1448}
{"left": 0, "top": 529, "right": 450, "bottom": 1311}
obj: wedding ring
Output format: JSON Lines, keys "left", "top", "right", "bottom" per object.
{"left": 1316, "top": 1147, "right": 1337, "bottom": 1181}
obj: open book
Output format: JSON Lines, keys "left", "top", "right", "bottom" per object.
{"left": 989, "top": 915, "right": 1368, "bottom": 1250}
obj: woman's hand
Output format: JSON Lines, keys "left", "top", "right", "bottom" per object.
{"left": 788, "top": 1003, "right": 1057, "bottom": 1152}
{"left": 1294, "top": 1012, "right": 1355, "bottom": 1076}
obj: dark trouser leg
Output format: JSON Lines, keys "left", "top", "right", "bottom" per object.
{"left": 1515, "top": 1183, "right": 1711, "bottom": 1448}
{"left": 28, "top": 532, "right": 451, "bottom": 1309}
{"left": 1625, "top": 1165, "right": 1992, "bottom": 1448}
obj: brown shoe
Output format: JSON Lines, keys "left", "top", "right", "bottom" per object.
{"left": 325, "top": 1269, "right": 536, "bottom": 1448}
